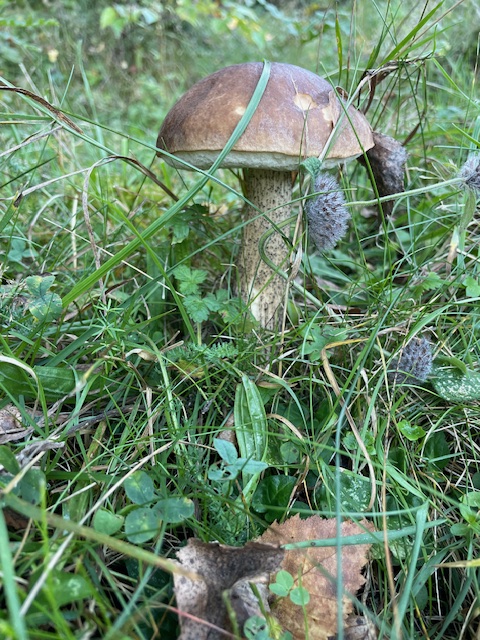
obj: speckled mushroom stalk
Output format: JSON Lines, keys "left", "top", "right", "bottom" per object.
{"left": 240, "top": 169, "right": 293, "bottom": 329}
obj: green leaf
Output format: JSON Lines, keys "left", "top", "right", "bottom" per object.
{"left": 25, "top": 275, "right": 62, "bottom": 322}
{"left": 300, "top": 157, "right": 322, "bottom": 179}
{"left": 153, "top": 497, "right": 194, "bottom": 523}
{"left": 214, "top": 438, "right": 238, "bottom": 465}
{"left": 0, "top": 361, "right": 105, "bottom": 401}
{"left": 38, "top": 571, "right": 92, "bottom": 608}
{"left": 431, "top": 365, "right": 480, "bottom": 403}
{"left": 417, "top": 272, "right": 444, "bottom": 293}
{"left": 397, "top": 420, "right": 426, "bottom": 441}
{"left": 459, "top": 491, "right": 480, "bottom": 529}
{"left": 93, "top": 508, "right": 124, "bottom": 535}
{"left": 235, "top": 376, "right": 268, "bottom": 483}
{"left": 19, "top": 468, "right": 45, "bottom": 504}
{"left": 279, "top": 441, "right": 301, "bottom": 464}
{"left": 315, "top": 466, "right": 371, "bottom": 512}
{"left": 183, "top": 295, "right": 211, "bottom": 323}
{"left": 464, "top": 276, "right": 480, "bottom": 298}
{"left": 0, "top": 446, "right": 20, "bottom": 474}
{"left": 124, "top": 507, "right": 159, "bottom": 543}
{"left": 274, "top": 570, "right": 294, "bottom": 591}
{"left": 174, "top": 266, "right": 208, "bottom": 295}
{"left": 207, "top": 462, "right": 238, "bottom": 482}
{"left": 290, "top": 586, "right": 310, "bottom": 606}
{"left": 124, "top": 471, "right": 155, "bottom": 504}
{"left": 269, "top": 582, "right": 290, "bottom": 597}
{"left": 100, "top": 6, "right": 119, "bottom": 29}
{"left": 424, "top": 432, "right": 451, "bottom": 470}
{"left": 252, "top": 475, "right": 296, "bottom": 522}
{"left": 300, "top": 325, "right": 346, "bottom": 361}
{"left": 243, "top": 616, "right": 270, "bottom": 640}
{"left": 240, "top": 459, "right": 268, "bottom": 475}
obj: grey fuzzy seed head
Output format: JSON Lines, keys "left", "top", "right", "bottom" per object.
{"left": 390, "top": 337, "right": 433, "bottom": 384}
{"left": 305, "top": 173, "right": 350, "bottom": 252}
{"left": 459, "top": 154, "right": 480, "bottom": 192}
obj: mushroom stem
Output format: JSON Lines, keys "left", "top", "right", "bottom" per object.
{"left": 239, "top": 169, "right": 293, "bottom": 329}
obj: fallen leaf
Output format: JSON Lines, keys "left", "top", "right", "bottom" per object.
{"left": 173, "top": 538, "right": 284, "bottom": 640}
{"left": 259, "top": 515, "right": 374, "bottom": 640}
{"left": 0, "top": 406, "right": 33, "bottom": 444}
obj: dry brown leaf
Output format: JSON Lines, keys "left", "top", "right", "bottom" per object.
{"left": 259, "top": 515, "right": 374, "bottom": 640}
{"left": 173, "top": 538, "right": 284, "bottom": 640}
{"left": 0, "top": 406, "right": 33, "bottom": 444}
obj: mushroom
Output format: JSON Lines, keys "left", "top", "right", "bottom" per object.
{"left": 157, "top": 62, "right": 374, "bottom": 329}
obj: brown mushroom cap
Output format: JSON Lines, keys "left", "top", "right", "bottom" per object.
{"left": 157, "top": 62, "right": 374, "bottom": 171}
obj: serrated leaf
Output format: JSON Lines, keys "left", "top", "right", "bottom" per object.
{"left": 464, "top": 276, "right": 480, "bottom": 298}
{"left": 418, "top": 272, "right": 444, "bottom": 292}
{"left": 183, "top": 295, "right": 211, "bottom": 323}
{"left": 124, "top": 471, "right": 155, "bottom": 504}
{"left": 25, "top": 275, "right": 62, "bottom": 322}
{"left": 174, "top": 266, "right": 208, "bottom": 295}
{"left": 300, "top": 157, "right": 322, "bottom": 179}
{"left": 431, "top": 365, "right": 480, "bottom": 403}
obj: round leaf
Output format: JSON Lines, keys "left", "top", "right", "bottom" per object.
{"left": 290, "top": 586, "right": 310, "bottom": 606}
{"left": 124, "top": 507, "right": 159, "bottom": 543}
{"left": 397, "top": 420, "right": 425, "bottom": 441}
{"left": 93, "top": 508, "right": 124, "bottom": 535}
{"left": 124, "top": 471, "right": 155, "bottom": 504}
{"left": 153, "top": 497, "right": 194, "bottom": 523}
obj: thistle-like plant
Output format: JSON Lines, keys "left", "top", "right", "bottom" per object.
{"left": 305, "top": 173, "right": 350, "bottom": 252}
{"left": 458, "top": 154, "right": 480, "bottom": 192}
{"left": 390, "top": 337, "right": 433, "bottom": 384}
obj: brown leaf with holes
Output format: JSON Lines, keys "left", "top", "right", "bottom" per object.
{"left": 0, "top": 406, "right": 33, "bottom": 444}
{"left": 173, "top": 538, "right": 284, "bottom": 640}
{"left": 259, "top": 515, "right": 374, "bottom": 640}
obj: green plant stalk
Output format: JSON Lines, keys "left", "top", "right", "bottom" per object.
{"left": 0, "top": 509, "right": 29, "bottom": 640}
{"left": 62, "top": 61, "right": 272, "bottom": 308}
{"left": 104, "top": 526, "right": 167, "bottom": 640}
{"left": 1, "top": 492, "right": 195, "bottom": 579}
{"left": 283, "top": 515, "right": 445, "bottom": 549}
{"left": 394, "top": 503, "right": 429, "bottom": 633}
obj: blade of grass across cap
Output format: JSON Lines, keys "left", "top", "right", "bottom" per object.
{"left": 62, "top": 61, "right": 272, "bottom": 308}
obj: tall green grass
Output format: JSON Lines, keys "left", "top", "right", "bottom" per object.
{"left": 0, "top": 0, "right": 479, "bottom": 638}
